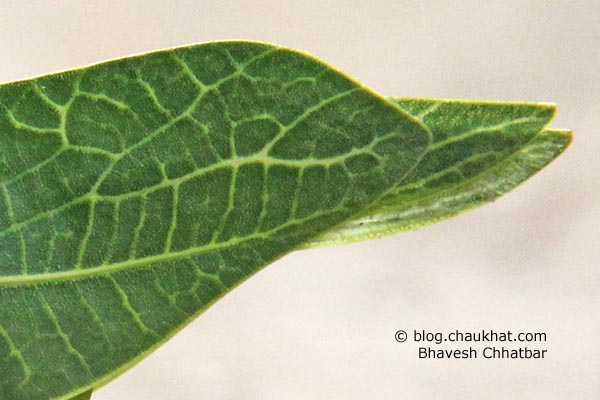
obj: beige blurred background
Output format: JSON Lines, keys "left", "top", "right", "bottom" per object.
{"left": 1, "top": 1, "right": 598, "bottom": 398}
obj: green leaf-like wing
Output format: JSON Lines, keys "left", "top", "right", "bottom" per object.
{"left": 0, "top": 42, "right": 431, "bottom": 399}
{"left": 309, "top": 98, "right": 571, "bottom": 247}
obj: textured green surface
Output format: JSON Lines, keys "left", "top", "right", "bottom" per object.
{"left": 309, "top": 99, "right": 571, "bottom": 246}
{"left": 0, "top": 41, "right": 570, "bottom": 400}
{"left": 0, "top": 41, "right": 430, "bottom": 399}
{"left": 68, "top": 390, "right": 91, "bottom": 400}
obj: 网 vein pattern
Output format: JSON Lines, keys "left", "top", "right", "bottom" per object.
{"left": 310, "top": 98, "right": 568, "bottom": 246}
{"left": 0, "top": 42, "right": 429, "bottom": 399}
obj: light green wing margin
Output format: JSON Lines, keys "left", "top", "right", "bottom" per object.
{"left": 0, "top": 42, "right": 430, "bottom": 399}
{"left": 68, "top": 390, "right": 91, "bottom": 400}
{"left": 308, "top": 98, "right": 571, "bottom": 247}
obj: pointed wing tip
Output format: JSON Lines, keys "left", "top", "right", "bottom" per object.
{"left": 544, "top": 128, "right": 573, "bottom": 146}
